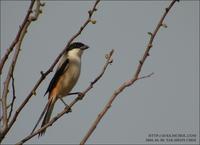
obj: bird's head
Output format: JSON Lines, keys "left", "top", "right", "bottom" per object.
{"left": 67, "top": 42, "right": 89, "bottom": 57}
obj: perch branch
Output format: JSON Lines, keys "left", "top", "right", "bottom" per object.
{"left": 16, "top": 49, "right": 114, "bottom": 145}
{"left": 80, "top": 0, "right": 179, "bottom": 144}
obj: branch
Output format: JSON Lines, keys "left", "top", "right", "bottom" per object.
{"left": 0, "top": 0, "right": 35, "bottom": 74}
{"left": 44, "top": 0, "right": 101, "bottom": 76}
{"left": 0, "top": 99, "right": 15, "bottom": 122}
{"left": 137, "top": 72, "right": 154, "bottom": 80}
{"left": 80, "top": 0, "right": 179, "bottom": 144}
{"left": 0, "top": 0, "right": 43, "bottom": 142}
{"left": 7, "top": 75, "right": 16, "bottom": 122}
{"left": 15, "top": 49, "right": 114, "bottom": 145}
{"left": 1, "top": 0, "right": 100, "bottom": 143}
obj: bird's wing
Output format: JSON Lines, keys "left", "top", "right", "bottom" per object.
{"left": 44, "top": 58, "right": 69, "bottom": 96}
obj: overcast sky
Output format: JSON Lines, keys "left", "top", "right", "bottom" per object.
{"left": 1, "top": 1, "right": 199, "bottom": 144}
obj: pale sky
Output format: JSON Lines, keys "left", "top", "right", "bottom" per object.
{"left": 1, "top": 1, "right": 199, "bottom": 144}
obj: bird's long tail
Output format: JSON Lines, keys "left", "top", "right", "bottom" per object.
{"left": 39, "top": 97, "right": 56, "bottom": 136}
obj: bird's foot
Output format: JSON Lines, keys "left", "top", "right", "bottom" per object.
{"left": 65, "top": 104, "right": 72, "bottom": 112}
{"left": 59, "top": 98, "right": 72, "bottom": 112}
{"left": 77, "top": 92, "right": 84, "bottom": 100}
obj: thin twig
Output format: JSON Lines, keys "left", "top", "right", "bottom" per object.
{"left": 80, "top": 0, "right": 179, "bottom": 144}
{"left": 7, "top": 75, "right": 16, "bottom": 122}
{"left": 0, "top": 102, "right": 14, "bottom": 122}
{"left": 15, "top": 49, "right": 114, "bottom": 145}
{"left": 0, "top": 0, "right": 43, "bottom": 142}
{"left": 137, "top": 72, "right": 154, "bottom": 80}
{"left": 0, "top": 101, "right": 14, "bottom": 122}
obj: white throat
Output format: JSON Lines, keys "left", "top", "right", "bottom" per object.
{"left": 68, "top": 49, "right": 83, "bottom": 59}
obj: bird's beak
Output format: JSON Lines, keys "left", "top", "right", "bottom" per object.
{"left": 82, "top": 45, "right": 89, "bottom": 50}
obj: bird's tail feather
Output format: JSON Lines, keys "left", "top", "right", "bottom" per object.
{"left": 39, "top": 97, "right": 56, "bottom": 137}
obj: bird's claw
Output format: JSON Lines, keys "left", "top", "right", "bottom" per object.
{"left": 77, "top": 92, "right": 84, "bottom": 100}
{"left": 65, "top": 105, "right": 72, "bottom": 112}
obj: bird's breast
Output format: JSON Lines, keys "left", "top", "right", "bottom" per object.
{"left": 59, "top": 59, "right": 81, "bottom": 97}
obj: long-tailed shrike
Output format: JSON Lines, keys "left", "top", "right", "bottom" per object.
{"left": 39, "top": 42, "right": 89, "bottom": 136}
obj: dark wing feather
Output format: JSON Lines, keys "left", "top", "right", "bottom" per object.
{"left": 44, "top": 59, "right": 69, "bottom": 96}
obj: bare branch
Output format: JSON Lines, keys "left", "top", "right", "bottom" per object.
{"left": 45, "top": 0, "right": 101, "bottom": 76}
{"left": 0, "top": 0, "right": 36, "bottom": 74}
{"left": 0, "top": 101, "right": 15, "bottom": 122}
{"left": 80, "top": 1, "right": 178, "bottom": 144}
{"left": 0, "top": 0, "right": 43, "bottom": 142}
{"left": 137, "top": 72, "right": 154, "bottom": 80}
{"left": 15, "top": 49, "right": 114, "bottom": 145}
{"left": 7, "top": 75, "right": 16, "bottom": 122}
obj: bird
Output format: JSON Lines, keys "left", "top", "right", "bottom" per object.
{"left": 39, "top": 42, "right": 89, "bottom": 136}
